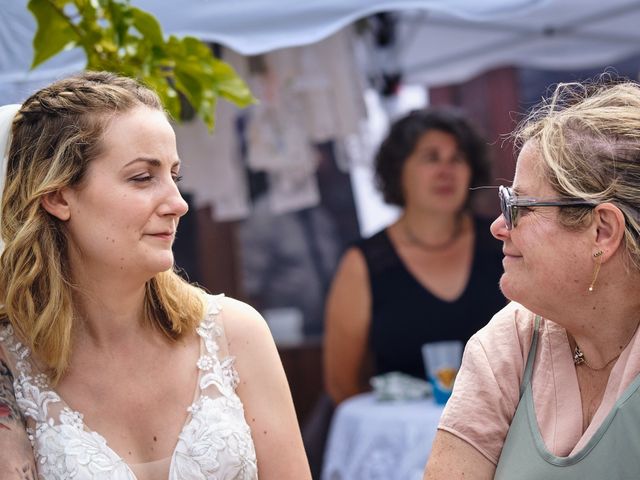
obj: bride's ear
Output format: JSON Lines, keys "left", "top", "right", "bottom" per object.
{"left": 41, "top": 189, "right": 71, "bottom": 221}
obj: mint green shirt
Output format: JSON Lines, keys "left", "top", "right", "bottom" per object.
{"left": 495, "top": 316, "right": 640, "bottom": 479}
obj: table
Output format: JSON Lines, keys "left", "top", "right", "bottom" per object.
{"left": 322, "top": 392, "right": 445, "bottom": 480}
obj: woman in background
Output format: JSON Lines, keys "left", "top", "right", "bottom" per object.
{"left": 324, "top": 108, "right": 505, "bottom": 404}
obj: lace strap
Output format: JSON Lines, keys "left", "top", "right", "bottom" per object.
{"left": 0, "top": 323, "right": 33, "bottom": 376}
{"left": 195, "top": 295, "right": 241, "bottom": 399}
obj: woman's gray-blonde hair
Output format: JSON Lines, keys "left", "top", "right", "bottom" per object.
{"left": 514, "top": 78, "right": 640, "bottom": 270}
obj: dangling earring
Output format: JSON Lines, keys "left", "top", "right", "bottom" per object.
{"left": 588, "top": 250, "right": 604, "bottom": 292}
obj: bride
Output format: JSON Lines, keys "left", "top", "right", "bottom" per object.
{"left": 0, "top": 71, "right": 311, "bottom": 479}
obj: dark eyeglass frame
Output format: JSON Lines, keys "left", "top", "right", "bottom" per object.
{"left": 498, "top": 185, "right": 596, "bottom": 230}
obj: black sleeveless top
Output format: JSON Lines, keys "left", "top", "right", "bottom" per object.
{"left": 356, "top": 217, "right": 506, "bottom": 380}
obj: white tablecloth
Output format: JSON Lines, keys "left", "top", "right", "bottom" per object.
{"left": 322, "top": 392, "right": 445, "bottom": 480}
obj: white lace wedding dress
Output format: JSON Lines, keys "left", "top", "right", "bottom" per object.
{"left": 0, "top": 295, "right": 258, "bottom": 479}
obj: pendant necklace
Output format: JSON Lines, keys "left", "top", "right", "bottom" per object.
{"left": 573, "top": 320, "right": 640, "bottom": 371}
{"left": 573, "top": 345, "right": 623, "bottom": 371}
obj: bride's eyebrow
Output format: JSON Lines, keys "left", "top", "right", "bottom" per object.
{"left": 122, "top": 158, "right": 181, "bottom": 169}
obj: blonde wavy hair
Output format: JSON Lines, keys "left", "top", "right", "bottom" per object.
{"left": 514, "top": 78, "right": 640, "bottom": 271}
{"left": 0, "top": 71, "right": 205, "bottom": 383}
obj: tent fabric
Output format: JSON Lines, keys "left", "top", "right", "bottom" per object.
{"left": 392, "top": 0, "right": 640, "bottom": 85}
{"left": 128, "top": 0, "right": 546, "bottom": 55}
{"left": 3, "top": 0, "right": 640, "bottom": 104}
{"left": 1, "top": 0, "right": 542, "bottom": 104}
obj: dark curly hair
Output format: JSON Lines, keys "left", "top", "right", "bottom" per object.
{"left": 374, "top": 107, "right": 491, "bottom": 207}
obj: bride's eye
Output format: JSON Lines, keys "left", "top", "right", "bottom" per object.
{"left": 131, "top": 175, "right": 153, "bottom": 183}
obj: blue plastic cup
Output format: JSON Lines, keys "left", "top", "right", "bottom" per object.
{"left": 422, "top": 341, "right": 463, "bottom": 405}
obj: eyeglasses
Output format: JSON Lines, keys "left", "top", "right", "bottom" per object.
{"left": 498, "top": 185, "right": 596, "bottom": 230}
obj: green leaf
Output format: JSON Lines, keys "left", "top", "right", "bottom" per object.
{"left": 211, "top": 60, "right": 256, "bottom": 107}
{"left": 198, "top": 95, "right": 217, "bottom": 131}
{"left": 28, "top": 0, "right": 79, "bottom": 68}
{"left": 130, "top": 7, "right": 164, "bottom": 45}
{"left": 181, "top": 36, "right": 213, "bottom": 58}
{"left": 105, "top": 0, "right": 131, "bottom": 46}
{"left": 171, "top": 36, "right": 256, "bottom": 108}
{"left": 174, "top": 68, "right": 203, "bottom": 108}
{"left": 143, "top": 74, "right": 181, "bottom": 121}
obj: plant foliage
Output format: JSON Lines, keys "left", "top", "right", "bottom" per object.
{"left": 28, "top": 0, "right": 256, "bottom": 129}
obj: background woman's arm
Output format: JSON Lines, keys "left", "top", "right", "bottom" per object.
{"left": 323, "top": 247, "right": 372, "bottom": 404}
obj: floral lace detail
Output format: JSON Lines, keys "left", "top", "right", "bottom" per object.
{"left": 175, "top": 296, "right": 257, "bottom": 478}
{"left": 35, "top": 417, "right": 133, "bottom": 480}
{"left": 33, "top": 373, "right": 49, "bottom": 389}
{"left": 197, "top": 355, "right": 215, "bottom": 371}
{"left": 2, "top": 323, "right": 135, "bottom": 479}
{"left": 1, "top": 323, "right": 32, "bottom": 374}
{"left": 14, "top": 374, "right": 60, "bottom": 424}
{"left": 173, "top": 396, "right": 256, "bottom": 479}
{"left": 196, "top": 299, "right": 242, "bottom": 398}
{"left": 0, "top": 294, "right": 258, "bottom": 479}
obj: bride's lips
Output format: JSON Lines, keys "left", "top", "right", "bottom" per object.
{"left": 147, "top": 231, "right": 175, "bottom": 241}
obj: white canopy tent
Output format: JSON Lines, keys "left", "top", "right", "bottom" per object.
{"left": 390, "top": 0, "right": 640, "bottom": 86}
{"left": 4, "top": 0, "right": 640, "bottom": 105}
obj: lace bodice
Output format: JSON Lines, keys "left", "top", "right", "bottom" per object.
{"left": 0, "top": 295, "right": 258, "bottom": 480}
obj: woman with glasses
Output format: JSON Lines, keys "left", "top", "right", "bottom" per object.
{"left": 424, "top": 79, "right": 640, "bottom": 479}
{"left": 324, "top": 108, "right": 506, "bottom": 404}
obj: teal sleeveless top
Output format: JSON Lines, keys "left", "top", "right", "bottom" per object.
{"left": 495, "top": 316, "right": 640, "bottom": 479}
